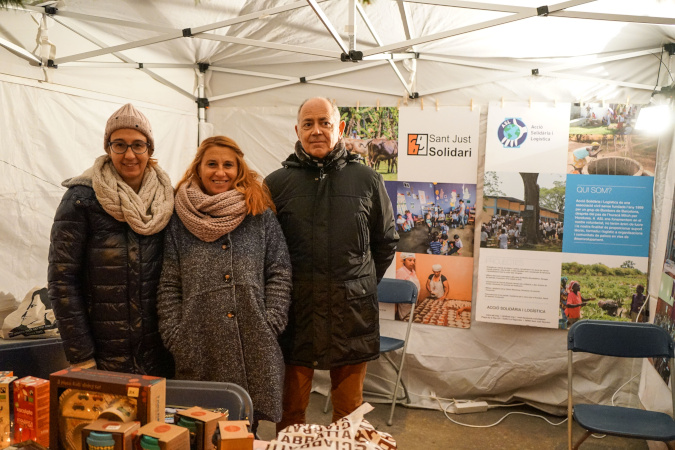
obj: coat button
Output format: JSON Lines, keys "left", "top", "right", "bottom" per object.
{"left": 221, "top": 244, "right": 227, "bottom": 250}
{"left": 313, "top": 361, "right": 318, "bottom": 367}
{"left": 227, "top": 312, "right": 235, "bottom": 319}
{"left": 75, "top": 200, "right": 81, "bottom": 205}
{"left": 362, "top": 289, "right": 366, "bottom": 294}
{"left": 225, "top": 274, "right": 231, "bottom": 282}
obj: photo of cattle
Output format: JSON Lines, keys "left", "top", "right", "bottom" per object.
{"left": 340, "top": 106, "right": 399, "bottom": 181}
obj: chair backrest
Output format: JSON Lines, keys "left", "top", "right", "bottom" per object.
{"left": 568, "top": 320, "right": 674, "bottom": 359}
{"left": 165, "top": 379, "right": 254, "bottom": 422}
{"left": 377, "top": 278, "right": 418, "bottom": 304}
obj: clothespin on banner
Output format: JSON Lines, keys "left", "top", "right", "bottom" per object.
{"left": 356, "top": 100, "right": 360, "bottom": 111}
{"left": 501, "top": 97, "right": 505, "bottom": 108}
{"left": 420, "top": 98, "right": 424, "bottom": 110}
{"left": 626, "top": 96, "right": 630, "bottom": 107}
{"left": 436, "top": 99, "right": 439, "bottom": 111}
{"left": 376, "top": 99, "right": 380, "bottom": 111}
{"left": 470, "top": 99, "right": 474, "bottom": 112}
{"left": 397, "top": 98, "right": 401, "bottom": 109}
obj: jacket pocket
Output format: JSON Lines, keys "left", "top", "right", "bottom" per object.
{"left": 343, "top": 276, "right": 378, "bottom": 337}
{"left": 355, "top": 212, "right": 370, "bottom": 258}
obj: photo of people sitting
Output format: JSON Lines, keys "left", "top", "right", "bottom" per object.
{"left": 385, "top": 180, "right": 477, "bottom": 257}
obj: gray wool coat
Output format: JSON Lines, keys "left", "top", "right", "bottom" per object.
{"left": 157, "top": 208, "right": 291, "bottom": 422}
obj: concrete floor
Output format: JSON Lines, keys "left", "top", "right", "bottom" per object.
{"left": 258, "top": 393, "right": 650, "bottom": 449}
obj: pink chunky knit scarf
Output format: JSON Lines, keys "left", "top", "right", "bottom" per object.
{"left": 175, "top": 181, "right": 247, "bottom": 242}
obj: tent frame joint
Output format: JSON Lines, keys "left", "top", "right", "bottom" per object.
{"left": 198, "top": 62, "right": 210, "bottom": 73}
{"left": 664, "top": 43, "right": 675, "bottom": 56}
{"left": 300, "top": 77, "right": 307, "bottom": 83}
{"left": 196, "top": 97, "right": 210, "bottom": 109}
{"left": 40, "top": 59, "right": 57, "bottom": 69}
{"left": 341, "top": 50, "right": 363, "bottom": 62}
{"left": 537, "top": 5, "right": 549, "bottom": 16}
{"left": 409, "top": 92, "right": 419, "bottom": 99}
{"left": 532, "top": 68, "right": 539, "bottom": 76}
{"left": 44, "top": 6, "right": 58, "bottom": 15}
{"left": 182, "top": 28, "right": 192, "bottom": 38}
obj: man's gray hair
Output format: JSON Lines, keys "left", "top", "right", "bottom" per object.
{"left": 297, "top": 97, "right": 340, "bottom": 124}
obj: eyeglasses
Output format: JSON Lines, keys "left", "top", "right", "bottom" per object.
{"left": 108, "top": 141, "right": 150, "bottom": 155}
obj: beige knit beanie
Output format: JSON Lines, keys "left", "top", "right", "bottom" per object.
{"left": 103, "top": 103, "right": 154, "bottom": 153}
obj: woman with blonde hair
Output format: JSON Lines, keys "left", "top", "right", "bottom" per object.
{"left": 158, "top": 136, "right": 291, "bottom": 429}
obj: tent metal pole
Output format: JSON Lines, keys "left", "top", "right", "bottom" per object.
{"left": 401, "top": 0, "right": 528, "bottom": 14}
{"left": 396, "top": 0, "right": 416, "bottom": 41}
{"left": 306, "top": 0, "right": 349, "bottom": 55}
{"left": 362, "top": 0, "right": 594, "bottom": 57}
{"left": 357, "top": 2, "right": 414, "bottom": 96}
{"left": 197, "top": 34, "right": 340, "bottom": 59}
{"left": 58, "top": 62, "right": 198, "bottom": 69}
{"left": 52, "top": 0, "right": 329, "bottom": 65}
{"left": 551, "top": 11, "right": 675, "bottom": 25}
{"left": 348, "top": 0, "right": 356, "bottom": 52}
{"left": 538, "top": 73, "right": 659, "bottom": 91}
{"left": 308, "top": 80, "right": 402, "bottom": 96}
{"left": 51, "top": 16, "right": 195, "bottom": 100}
{"left": 0, "top": 37, "right": 40, "bottom": 65}
{"left": 544, "top": 48, "right": 665, "bottom": 73}
{"left": 420, "top": 54, "right": 523, "bottom": 72}
{"left": 420, "top": 72, "right": 526, "bottom": 96}
{"left": 209, "top": 80, "right": 299, "bottom": 101}
{"left": 209, "top": 67, "right": 296, "bottom": 81}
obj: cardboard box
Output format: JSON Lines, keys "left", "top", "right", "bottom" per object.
{"left": 0, "top": 376, "right": 17, "bottom": 448}
{"left": 137, "top": 422, "right": 189, "bottom": 450}
{"left": 81, "top": 420, "right": 140, "bottom": 450}
{"left": 175, "top": 407, "right": 226, "bottom": 450}
{"left": 49, "top": 368, "right": 165, "bottom": 450}
{"left": 216, "top": 421, "right": 253, "bottom": 450}
{"left": 13, "top": 377, "right": 50, "bottom": 447}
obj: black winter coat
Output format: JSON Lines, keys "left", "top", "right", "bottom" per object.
{"left": 265, "top": 150, "right": 398, "bottom": 369}
{"left": 48, "top": 185, "right": 174, "bottom": 377}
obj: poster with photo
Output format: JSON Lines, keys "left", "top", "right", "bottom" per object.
{"left": 339, "top": 106, "right": 399, "bottom": 181}
{"left": 476, "top": 101, "right": 656, "bottom": 329}
{"left": 382, "top": 107, "right": 479, "bottom": 329}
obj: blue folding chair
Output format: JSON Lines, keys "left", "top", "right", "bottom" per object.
{"left": 567, "top": 320, "right": 675, "bottom": 449}
{"left": 166, "top": 379, "right": 254, "bottom": 425}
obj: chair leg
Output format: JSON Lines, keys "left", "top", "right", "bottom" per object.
{"left": 382, "top": 353, "right": 408, "bottom": 402}
{"left": 323, "top": 392, "right": 331, "bottom": 414}
{"left": 572, "top": 430, "right": 592, "bottom": 450}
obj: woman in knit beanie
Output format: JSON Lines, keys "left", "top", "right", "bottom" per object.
{"left": 48, "top": 103, "right": 175, "bottom": 377}
{"left": 157, "top": 136, "right": 291, "bottom": 432}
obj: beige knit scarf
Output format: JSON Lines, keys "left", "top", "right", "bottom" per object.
{"left": 64, "top": 154, "right": 174, "bottom": 236}
{"left": 175, "top": 181, "right": 247, "bottom": 242}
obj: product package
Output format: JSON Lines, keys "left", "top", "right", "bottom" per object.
{"left": 49, "top": 368, "right": 165, "bottom": 450}
{"left": 0, "top": 375, "right": 17, "bottom": 448}
{"left": 13, "top": 377, "right": 50, "bottom": 447}
{"left": 267, "top": 403, "right": 396, "bottom": 450}
{"left": 137, "top": 422, "right": 189, "bottom": 450}
{"left": 81, "top": 420, "right": 140, "bottom": 450}
{"left": 174, "top": 407, "right": 227, "bottom": 450}
{"left": 216, "top": 421, "right": 253, "bottom": 450}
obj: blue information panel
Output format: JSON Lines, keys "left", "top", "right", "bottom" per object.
{"left": 563, "top": 174, "right": 653, "bottom": 257}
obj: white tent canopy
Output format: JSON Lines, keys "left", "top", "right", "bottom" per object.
{"left": 2, "top": 0, "right": 675, "bottom": 416}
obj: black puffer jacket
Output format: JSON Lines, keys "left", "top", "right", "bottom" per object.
{"left": 48, "top": 185, "right": 174, "bottom": 377}
{"left": 265, "top": 149, "right": 398, "bottom": 369}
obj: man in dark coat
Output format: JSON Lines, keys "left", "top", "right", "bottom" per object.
{"left": 265, "top": 97, "right": 398, "bottom": 430}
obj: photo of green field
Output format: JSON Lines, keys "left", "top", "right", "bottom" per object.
{"left": 561, "top": 260, "right": 648, "bottom": 322}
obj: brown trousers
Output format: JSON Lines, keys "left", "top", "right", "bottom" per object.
{"left": 276, "top": 362, "right": 368, "bottom": 432}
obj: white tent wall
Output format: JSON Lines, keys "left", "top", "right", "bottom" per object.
{"left": 0, "top": 77, "right": 198, "bottom": 300}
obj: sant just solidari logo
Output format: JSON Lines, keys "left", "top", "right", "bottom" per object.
{"left": 407, "top": 134, "right": 428, "bottom": 155}
{"left": 497, "top": 118, "right": 528, "bottom": 148}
